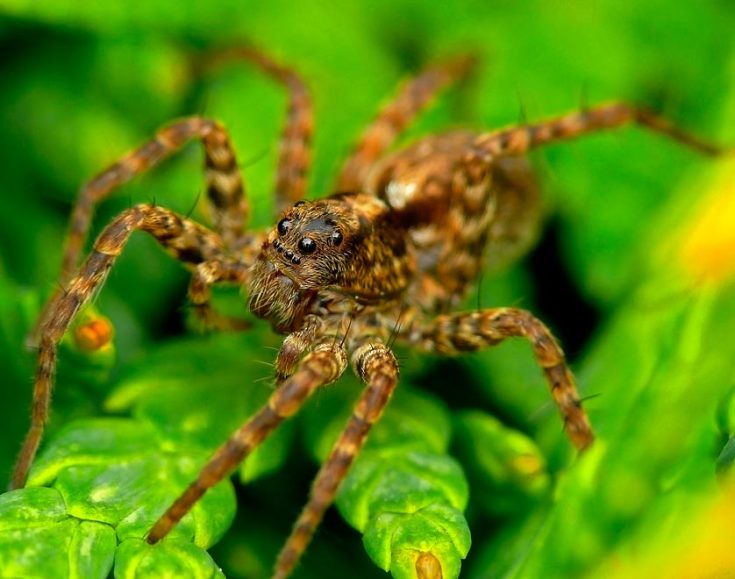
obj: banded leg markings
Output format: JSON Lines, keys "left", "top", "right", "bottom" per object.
{"left": 147, "top": 341, "right": 348, "bottom": 544}
{"left": 418, "top": 308, "right": 593, "bottom": 451}
{"left": 12, "top": 205, "right": 226, "bottom": 489}
{"left": 62, "top": 117, "right": 247, "bottom": 282}
{"left": 336, "top": 55, "right": 477, "bottom": 192}
{"left": 273, "top": 343, "right": 399, "bottom": 579}
{"left": 189, "top": 260, "right": 252, "bottom": 331}
{"left": 473, "top": 102, "right": 731, "bottom": 160}
{"left": 210, "top": 47, "right": 314, "bottom": 214}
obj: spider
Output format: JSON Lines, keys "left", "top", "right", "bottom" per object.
{"left": 10, "top": 47, "right": 728, "bottom": 578}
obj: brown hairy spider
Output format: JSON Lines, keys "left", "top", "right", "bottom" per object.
{"left": 11, "top": 47, "right": 729, "bottom": 578}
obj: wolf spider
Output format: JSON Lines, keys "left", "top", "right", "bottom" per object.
{"left": 11, "top": 47, "right": 729, "bottom": 578}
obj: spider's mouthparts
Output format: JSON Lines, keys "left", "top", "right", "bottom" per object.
{"left": 249, "top": 256, "right": 303, "bottom": 327}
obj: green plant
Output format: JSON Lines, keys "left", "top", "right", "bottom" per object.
{"left": 0, "top": 1, "right": 734, "bottom": 577}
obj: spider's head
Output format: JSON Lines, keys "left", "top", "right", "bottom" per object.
{"left": 249, "top": 198, "right": 361, "bottom": 331}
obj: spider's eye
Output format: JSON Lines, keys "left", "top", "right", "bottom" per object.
{"left": 277, "top": 218, "right": 291, "bottom": 236}
{"left": 298, "top": 237, "right": 317, "bottom": 254}
{"left": 329, "top": 230, "right": 343, "bottom": 246}
{"left": 293, "top": 200, "right": 306, "bottom": 207}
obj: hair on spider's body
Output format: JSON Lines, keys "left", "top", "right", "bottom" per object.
{"left": 12, "top": 46, "right": 731, "bottom": 579}
{"left": 250, "top": 193, "right": 413, "bottom": 332}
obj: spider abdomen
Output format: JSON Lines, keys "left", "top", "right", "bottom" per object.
{"left": 364, "top": 132, "right": 541, "bottom": 312}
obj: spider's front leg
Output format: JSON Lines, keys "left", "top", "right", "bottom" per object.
{"left": 27, "top": 116, "right": 251, "bottom": 348}
{"left": 10, "top": 205, "right": 227, "bottom": 489}
{"left": 274, "top": 341, "right": 400, "bottom": 579}
{"left": 415, "top": 308, "right": 593, "bottom": 451}
{"left": 61, "top": 117, "right": 248, "bottom": 282}
{"left": 147, "top": 338, "right": 348, "bottom": 543}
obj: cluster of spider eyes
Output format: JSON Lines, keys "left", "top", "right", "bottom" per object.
{"left": 274, "top": 214, "right": 343, "bottom": 265}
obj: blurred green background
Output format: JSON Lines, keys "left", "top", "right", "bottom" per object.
{"left": 0, "top": 1, "right": 734, "bottom": 578}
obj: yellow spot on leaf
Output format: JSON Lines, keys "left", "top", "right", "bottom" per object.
{"left": 679, "top": 161, "right": 735, "bottom": 283}
{"left": 511, "top": 454, "right": 543, "bottom": 477}
{"left": 89, "top": 484, "right": 118, "bottom": 503}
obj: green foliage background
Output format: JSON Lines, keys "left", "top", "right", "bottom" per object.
{"left": 0, "top": 1, "right": 734, "bottom": 578}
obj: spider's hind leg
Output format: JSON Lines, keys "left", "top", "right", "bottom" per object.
{"left": 336, "top": 54, "right": 477, "bottom": 192}
{"left": 473, "top": 102, "right": 732, "bottom": 159}
{"left": 415, "top": 307, "right": 594, "bottom": 451}
{"left": 208, "top": 47, "right": 314, "bottom": 215}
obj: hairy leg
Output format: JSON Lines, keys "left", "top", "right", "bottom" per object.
{"left": 414, "top": 308, "right": 593, "bottom": 451}
{"left": 335, "top": 55, "right": 477, "bottom": 192}
{"left": 147, "top": 339, "right": 348, "bottom": 543}
{"left": 61, "top": 117, "right": 247, "bottom": 282}
{"left": 209, "top": 47, "right": 313, "bottom": 214}
{"left": 11, "top": 204, "right": 226, "bottom": 489}
{"left": 188, "top": 259, "right": 253, "bottom": 331}
{"left": 273, "top": 315, "right": 324, "bottom": 381}
{"left": 274, "top": 342, "right": 399, "bottom": 579}
{"left": 472, "top": 102, "right": 731, "bottom": 159}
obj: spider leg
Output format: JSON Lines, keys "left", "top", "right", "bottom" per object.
{"left": 188, "top": 260, "right": 253, "bottom": 331}
{"left": 273, "top": 342, "right": 399, "bottom": 579}
{"left": 473, "top": 102, "right": 732, "bottom": 159}
{"left": 414, "top": 307, "right": 594, "bottom": 451}
{"left": 210, "top": 47, "right": 313, "bottom": 214}
{"left": 335, "top": 55, "right": 477, "bottom": 192}
{"left": 147, "top": 338, "right": 348, "bottom": 543}
{"left": 274, "top": 315, "right": 324, "bottom": 381}
{"left": 61, "top": 117, "right": 247, "bottom": 282}
{"left": 10, "top": 204, "right": 226, "bottom": 489}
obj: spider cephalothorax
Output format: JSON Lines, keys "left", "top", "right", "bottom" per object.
{"left": 251, "top": 194, "right": 413, "bottom": 331}
{"left": 11, "top": 47, "right": 728, "bottom": 579}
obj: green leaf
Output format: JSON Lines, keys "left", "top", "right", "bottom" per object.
{"left": 303, "top": 375, "right": 453, "bottom": 463}
{"left": 114, "top": 538, "right": 224, "bottom": 579}
{"left": 338, "top": 450, "right": 469, "bottom": 532}
{"left": 3, "top": 417, "right": 235, "bottom": 578}
{"left": 303, "top": 375, "right": 471, "bottom": 577}
{"left": 505, "top": 265, "right": 735, "bottom": 577}
{"left": 1, "top": 2, "right": 733, "bottom": 577}
{"left": 716, "top": 385, "right": 735, "bottom": 439}
{"left": 716, "top": 435, "right": 735, "bottom": 475}
{"left": 0, "top": 487, "right": 116, "bottom": 579}
{"left": 452, "top": 410, "right": 551, "bottom": 517}
{"left": 28, "top": 418, "right": 236, "bottom": 548}
{"left": 0, "top": 487, "right": 68, "bottom": 528}
{"left": 363, "top": 502, "right": 471, "bottom": 579}
{"left": 107, "top": 332, "right": 293, "bottom": 482}
{"left": 467, "top": 510, "right": 549, "bottom": 579}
